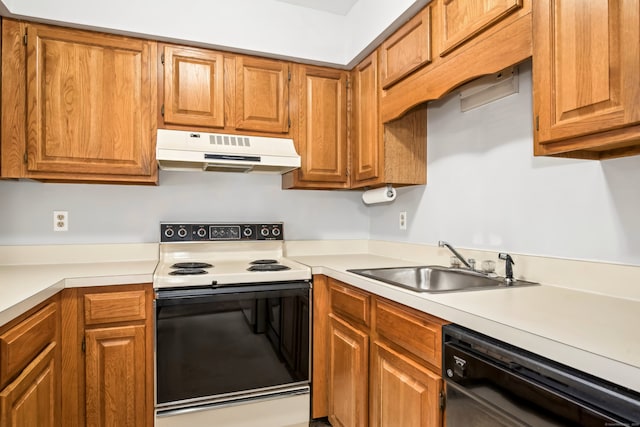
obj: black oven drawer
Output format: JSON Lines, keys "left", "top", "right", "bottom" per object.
{"left": 155, "top": 281, "right": 311, "bottom": 408}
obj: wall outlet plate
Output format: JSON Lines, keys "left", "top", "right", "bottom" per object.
{"left": 399, "top": 211, "right": 407, "bottom": 230}
{"left": 53, "top": 211, "right": 68, "bottom": 231}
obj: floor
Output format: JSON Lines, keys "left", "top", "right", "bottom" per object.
{"left": 309, "top": 418, "right": 332, "bottom": 426}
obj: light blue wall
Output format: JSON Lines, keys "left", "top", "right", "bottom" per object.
{"left": 368, "top": 61, "right": 640, "bottom": 266}
{"left": 0, "top": 171, "right": 369, "bottom": 245}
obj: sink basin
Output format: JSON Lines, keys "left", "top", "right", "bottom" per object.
{"left": 347, "top": 265, "right": 538, "bottom": 293}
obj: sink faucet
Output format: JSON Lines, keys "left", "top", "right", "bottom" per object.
{"left": 498, "top": 253, "right": 515, "bottom": 284}
{"left": 438, "top": 241, "right": 473, "bottom": 270}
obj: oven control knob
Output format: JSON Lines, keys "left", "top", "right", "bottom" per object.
{"left": 260, "top": 228, "right": 270, "bottom": 237}
{"left": 243, "top": 227, "right": 253, "bottom": 237}
{"left": 272, "top": 228, "right": 281, "bottom": 237}
{"left": 164, "top": 228, "right": 175, "bottom": 239}
{"left": 177, "top": 227, "right": 188, "bottom": 238}
{"left": 446, "top": 368, "right": 454, "bottom": 378}
{"left": 196, "top": 227, "right": 207, "bottom": 238}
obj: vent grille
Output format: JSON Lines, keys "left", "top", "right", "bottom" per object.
{"left": 209, "top": 135, "right": 251, "bottom": 147}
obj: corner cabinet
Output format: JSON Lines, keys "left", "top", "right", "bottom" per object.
{"left": 1, "top": 20, "right": 158, "bottom": 184}
{"left": 61, "top": 284, "right": 153, "bottom": 427}
{"left": 315, "top": 277, "right": 447, "bottom": 427}
{"left": 282, "top": 65, "right": 349, "bottom": 189}
{"left": 532, "top": 0, "right": 640, "bottom": 159}
{"left": 0, "top": 295, "right": 61, "bottom": 427}
{"left": 352, "top": 51, "right": 427, "bottom": 189}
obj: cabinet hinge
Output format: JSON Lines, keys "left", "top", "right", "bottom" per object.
{"left": 288, "top": 70, "right": 291, "bottom": 81}
{"left": 160, "top": 53, "right": 165, "bottom": 65}
{"left": 288, "top": 117, "right": 291, "bottom": 128}
{"left": 81, "top": 337, "right": 86, "bottom": 353}
{"left": 535, "top": 115, "right": 539, "bottom": 131}
{"left": 23, "top": 33, "right": 28, "bottom": 46}
{"left": 23, "top": 152, "right": 28, "bottom": 164}
{"left": 161, "top": 104, "right": 165, "bottom": 117}
{"left": 439, "top": 391, "right": 446, "bottom": 410}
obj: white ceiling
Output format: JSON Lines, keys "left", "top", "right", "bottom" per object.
{"left": 274, "top": 0, "right": 359, "bottom": 15}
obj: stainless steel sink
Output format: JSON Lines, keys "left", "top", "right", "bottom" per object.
{"left": 347, "top": 265, "right": 538, "bottom": 293}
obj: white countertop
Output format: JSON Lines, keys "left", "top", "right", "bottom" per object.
{"left": 1, "top": 242, "right": 638, "bottom": 395}
{"left": 288, "top": 253, "right": 640, "bottom": 394}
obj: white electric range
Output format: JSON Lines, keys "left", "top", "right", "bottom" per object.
{"left": 153, "top": 222, "right": 312, "bottom": 427}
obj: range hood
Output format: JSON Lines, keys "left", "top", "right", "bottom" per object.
{"left": 156, "top": 129, "right": 301, "bottom": 174}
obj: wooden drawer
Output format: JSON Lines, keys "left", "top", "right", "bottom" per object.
{"left": 329, "top": 280, "right": 371, "bottom": 327}
{"left": 84, "top": 290, "right": 147, "bottom": 325}
{"left": 0, "top": 302, "right": 57, "bottom": 388}
{"left": 374, "top": 298, "right": 447, "bottom": 369}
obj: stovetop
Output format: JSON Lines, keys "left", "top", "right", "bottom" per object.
{"left": 153, "top": 222, "right": 311, "bottom": 289}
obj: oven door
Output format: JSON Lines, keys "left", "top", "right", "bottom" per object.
{"left": 155, "top": 281, "right": 311, "bottom": 411}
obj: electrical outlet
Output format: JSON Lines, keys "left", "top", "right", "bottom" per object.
{"left": 399, "top": 211, "right": 407, "bottom": 230}
{"left": 53, "top": 211, "right": 68, "bottom": 231}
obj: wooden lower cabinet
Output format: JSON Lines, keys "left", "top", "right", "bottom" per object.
{"left": 85, "top": 325, "right": 147, "bottom": 427}
{"left": 328, "top": 314, "right": 369, "bottom": 427}
{"left": 0, "top": 343, "right": 58, "bottom": 427}
{"left": 370, "top": 342, "right": 442, "bottom": 427}
{"left": 0, "top": 295, "right": 61, "bottom": 427}
{"left": 61, "top": 284, "right": 153, "bottom": 427}
{"left": 320, "top": 277, "right": 447, "bottom": 427}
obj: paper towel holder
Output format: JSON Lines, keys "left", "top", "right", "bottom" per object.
{"left": 362, "top": 184, "right": 396, "bottom": 205}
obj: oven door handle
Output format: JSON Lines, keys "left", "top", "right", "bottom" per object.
{"left": 155, "top": 281, "right": 311, "bottom": 306}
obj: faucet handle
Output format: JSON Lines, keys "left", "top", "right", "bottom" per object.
{"left": 467, "top": 258, "right": 476, "bottom": 270}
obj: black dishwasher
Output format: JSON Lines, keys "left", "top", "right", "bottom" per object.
{"left": 443, "top": 325, "right": 640, "bottom": 426}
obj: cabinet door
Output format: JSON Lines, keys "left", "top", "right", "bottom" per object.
{"left": 0, "top": 343, "right": 59, "bottom": 427}
{"left": 370, "top": 342, "right": 442, "bottom": 427}
{"left": 85, "top": 325, "right": 146, "bottom": 427}
{"left": 533, "top": 0, "right": 640, "bottom": 156}
{"left": 351, "top": 51, "right": 383, "bottom": 188}
{"left": 235, "top": 56, "right": 290, "bottom": 133}
{"left": 328, "top": 314, "right": 368, "bottom": 427}
{"left": 380, "top": 6, "right": 432, "bottom": 89}
{"left": 440, "top": 0, "right": 524, "bottom": 56}
{"left": 297, "top": 66, "right": 349, "bottom": 185}
{"left": 25, "top": 24, "right": 157, "bottom": 180}
{"left": 163, "top": 45, "right": 225, "bottom": 128}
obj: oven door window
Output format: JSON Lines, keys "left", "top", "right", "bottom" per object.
{"left": 155, "top": 283, "right": 310, "bottom": 405}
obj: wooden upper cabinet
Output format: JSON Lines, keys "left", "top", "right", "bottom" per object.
{"left": 163, "top": 45, "right": 225, "bottom": 128}
{"left": 283, "top": 65, "right": 348, "bottom": 189}
{"left": 351, "top": 51, "right": 382, "bottom": 187}
{"left": 439, "top": 0, "right": 524, "bottom": 56}
{"left": 20, "top": 22, "right": 157, "bottom": 182}
{"left": 380, "top": 6, "right": 432, "bottom": 89}
{"left": 235, "top": 56, "right": 290, "bottom": 133}
{"left": 295, "top": 65, "right": 349, "bottom": 186}
{"left": 533, "top": 0, "right": 640, "bottom": 159}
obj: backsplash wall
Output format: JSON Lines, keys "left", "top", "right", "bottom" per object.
{"left": 0, "top": 172, "right": 370, "bottom": 245}
{"left": 369, "top": 61, "right": 640, "bottom": 266}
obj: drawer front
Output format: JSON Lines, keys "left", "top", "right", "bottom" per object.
{"left": 374, "top": 298, "right": 445, "bottom": 369}
{"left": 329, "top": 280, "right": 370, "bottom": 327}
{"left": 0, "top": 303, "right": 57, "bottom": 388}
{"left": 84, "top": 290, "right": 146, "bottom": 325}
